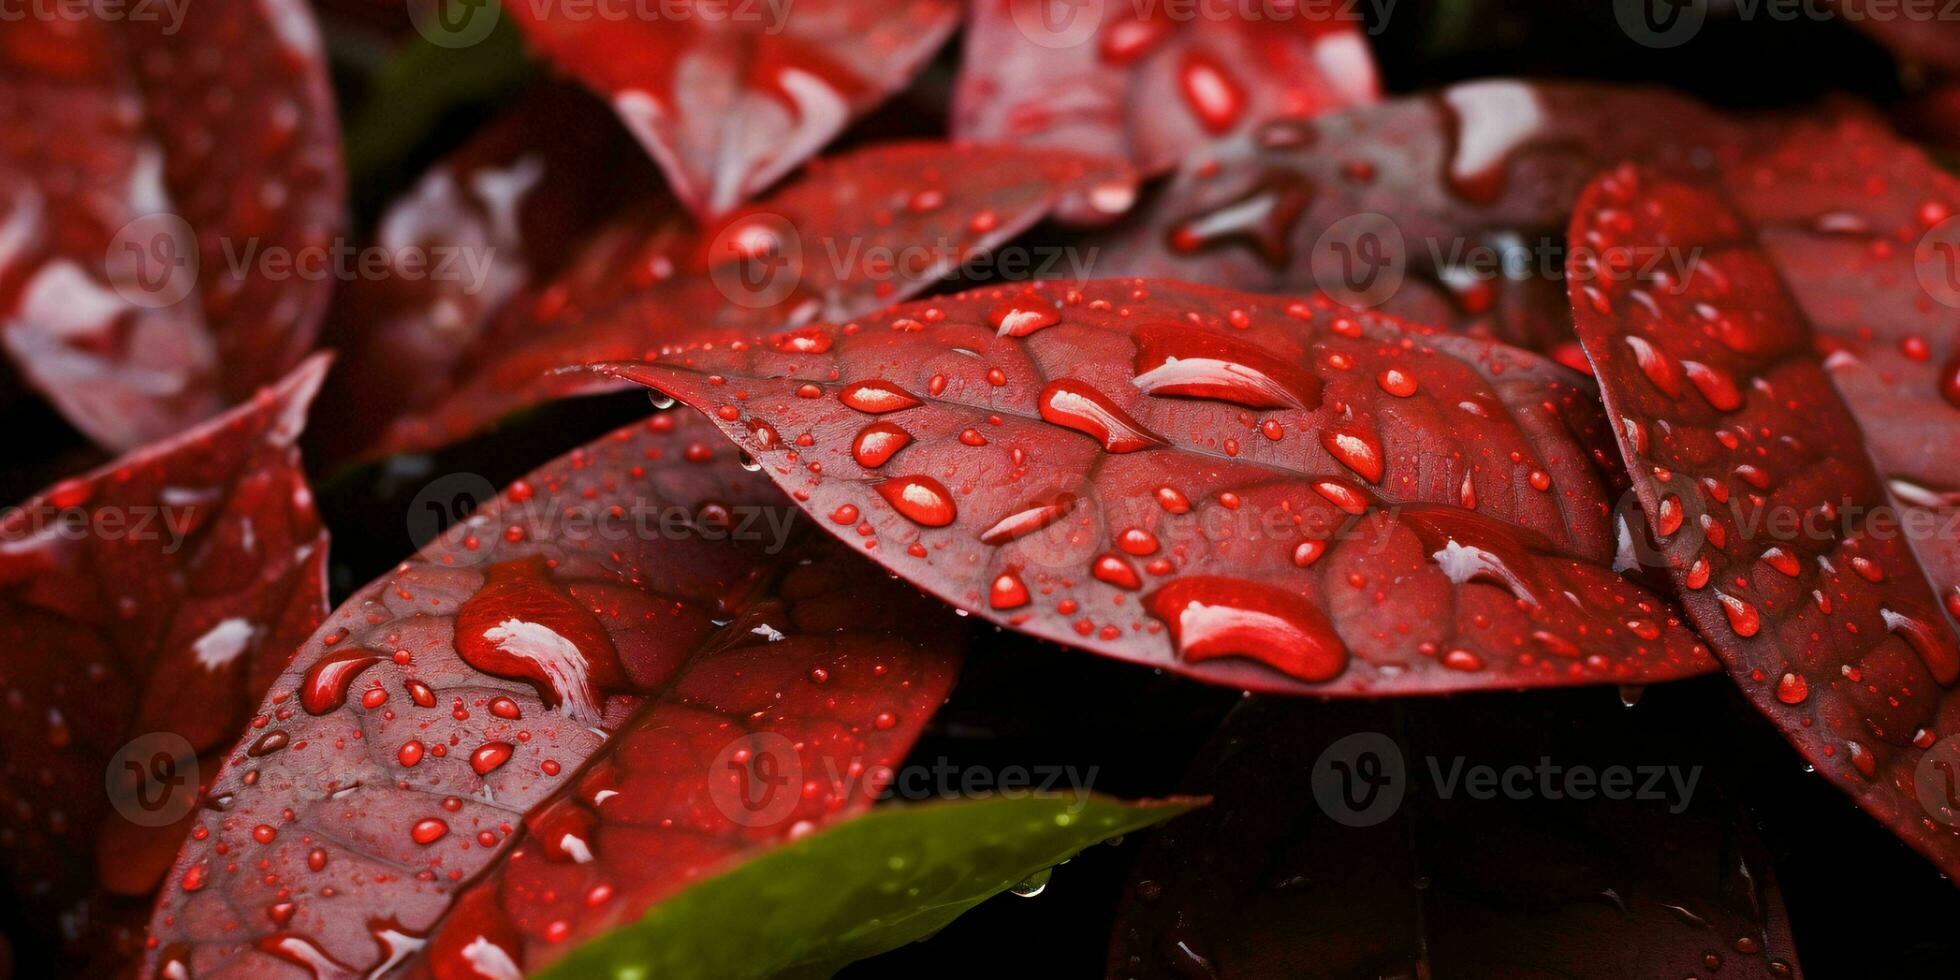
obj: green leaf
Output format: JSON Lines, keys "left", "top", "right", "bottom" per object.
{"left": 343, "top": 15, "right": 534, "bottom": 188}
{"left": 535, "top": 794, "right": 1199, "bottom": 980}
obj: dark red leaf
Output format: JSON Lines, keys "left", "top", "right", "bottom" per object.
{"left": 506, "top": 0, "right": 961, "bottom": 219}
{"left": 143, "top": 410, "right": 965, "bottom": 979}
{"left": 594, "top": 278, "right": 1715, "bottom": 695}
{"left": 312, "top": 86, "right": 667, "bottom": 463}
{"left": 952, "top": 0, "right": 1378, "bottom": 219}
{"left": 1087, "top": 82, "right": 1750, "bottom": 353}
{"left": 1566, "top": 166, "right": 1960, "bottom": 878}
{"left": 1109, "top": 697, "right": 1802, "bottom": 979}
{"left": 371, "top": 141, "right": 1132, "bottom": 456}
{"left": 1825, "top": 0, "right": 1960, "bottom": 71}
{"left": 0, "top": 356, "right": 331, "bottom": 970}
{"left": 1719, "top": 108, "right": 1960, "bottom": 619}
{"left": 0, "top": 1, "right": 343, "bottom": 449}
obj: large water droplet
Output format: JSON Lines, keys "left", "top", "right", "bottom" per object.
{"left": 1040, "top": 379, "right": 1165, "bottom": 453}
{"left": 1146, "top": 577, "right": 1349, "bottom": 681}
{"left": 300, "top": 649, "right": 385, "bottom": 715}
{"left": 875, "top": 475, "right": 958, "bottom": 527}
{"left": 1131, "top": 324, "right": 1319, "bottom": 409}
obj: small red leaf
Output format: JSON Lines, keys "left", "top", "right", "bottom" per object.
{"left": 595, "top": 278, "right": 1716, "bottom": 695}
{"left": 1088, "top": 82, "right": 1749, "bottom": 352}
{"left": 507, "top": 0, "right": 961, "bottom": 218}
{"left": 143, "top": 411, "right": 964, "bottom": 978}
{"left": 953, "top": 0, "right": 1378, "bottom": 218}
{"left": 1567, "top": 166, "right": 1960, "bottom": 878}
{"left": 374, "top": 141, "right": 1131, "bottom": 455}
{"left": 0, "top": 2, "right": 343, "bottom": 449}
{"left": 0, "top": 356, "right": 331, "bottom": 970}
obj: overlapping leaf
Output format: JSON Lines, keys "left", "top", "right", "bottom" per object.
{"left": 0, "top": 0, "right": 343, "bottom": 449}
{"left": 0, "top": 356, "right": 331, "bottom": 971}
{"left": 144, "top": 410, "right": 965, "bottom": 979}
{"left": 596, "top": 278, "right": 1715, "bottom": 695}
{"left": 505, "top": 0, "right": 961, "bottom": 218}
{"left": 373, "top": 141, "right": 1132, "bottom": 456}
{"left": 1088, "top": 82, "right": 1751, "bottom": 354}
{"left": 953, "top": 0, "right": 1378, "bottom": 219}
{"left": 1110, "top": 698, "right": 1801, "bottom": 979}
{"left": 1566, "top": 166, "right": 1960, "bottom": 879}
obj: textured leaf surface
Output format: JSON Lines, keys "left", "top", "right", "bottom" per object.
{"left": 1720, "top": 108, "right": 1960, "bottom": 632}
{"left": 532, "top": 794, "right": 1194, "bottom": 980}
{"left": 1109, "top": 698, "right": 1801, "bottom": 979}
{"left": 374, "top": 141, "right": 1132, "bottom": 456}
{"left": 0, "top": 2, "right": 343, "bottom": 449}
{"left": 1089, "top": 82, "right": 1748, "bottom": 354}
{"left": 953, "top": 0, "right": 1377, "bottom": 218}
{"left": 596, "top": 278, "right": 1715, "bottom": 695}
{"left": 0, "top": 356, "right": 330, "bottom": 969}
{"left": 144, "top": 410, "right": 965, "bottom": 979}
{"left": 506, "top": 0, "right": 960, "bottom": 218}
{"left": 1566, "top": 166, "right": 1960, "bottom": 879}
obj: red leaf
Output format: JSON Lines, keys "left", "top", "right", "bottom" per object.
{"left": 0, "top": 356, "right": 331, "bottom": 969}
{"left": 952, "top": 0, "right": 1378, "bottom": 219}
{"left": 372, "top": 141, "right": 1132, "bottom": 456}
{"left": 1087, "top": 82, "right": 1748, "bottom": 353}
{"left": 1566, "top": 166, "right": 1960, "bottom": 878}
{"left": 1109, "top": 698, "right": 1803, "bottom": 979}
{"left": 1719, "top": 108, "right": 1960, "bottom": 621}
{"left": 312, "top": 87, "right": 668, "bottom": 463}
{"left": 593, "top": 278, "right": 1716, "bottom": 695}
{"left": 143, "top": 410, "right": 965, "bottom": 978}
{"left": 0, "top": 2, "right": 343, "bottom": 450}
{"left": 506, "top": 0, "right": 961, "bottom": 218}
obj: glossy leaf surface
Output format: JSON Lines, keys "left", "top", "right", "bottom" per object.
{"left": 533, "top": 794, "right": 1193, "bottom": 980}
{"left": 0, "top": 356, "right": 331, "bottom": 969}
{"left": 375, "top": 141, "right": 1131, "bottom": 456}
{"left": 1567, "top": 166, "right": 1960, "bottom": 879}
{"left": 0, "top": 0, "right": 343, "bottom": 449}
{"left": 144, "top": 410, "right": 965, "bottom": 979}
{"left": 597, "top": 278, "right": 1716, "bottom": 695}
{"left": 506, "top": 0, "right": 961, "bottom": 218}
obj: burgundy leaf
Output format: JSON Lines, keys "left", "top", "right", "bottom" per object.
{"left": 1088, "top": 82, "right": 1751, "bottom": 354}
{"left": 0, "top": 356, "right": 330, "bottom": 969}
{"left": 312, "top": 86, "right": 667, "bottom": 463}
{"left": 1109, "top": 698, "right": 1802, "bottom": 979}
{"left": 1718, "top": 108, "right": 1960, "bottom": 623}
{"left": 0, "top": 1, "right": 343, "bottom": 450}
{"left": 1566, "top": 166, "right": 1960, "bottom": 878}
{"left": 1825, "top": 0, "right": 1960, "bottom": 71}
{"left": 505, "top": 0, "right": 960, "bottom": 219}
{"left": 594, "top": 278, "right": 1716, "bottom": 695}
{"left": 144, "top": 410, "right": 965, "bottom": 979}
{"left": 372, "top": 141, "right": 1132, "bottom": 456}
{"left": 952, "top": 0, "right": 1378, "bottom": 220}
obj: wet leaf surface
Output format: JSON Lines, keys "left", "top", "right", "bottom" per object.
{"left": 506, "top": 0, "right": 961, "bottom": 219}
{"left": 0, "top": 0, "right": 343, "bottom": 449}
{"left": 534, "top": 794, "right": 1194, "bottom": 980}
{"left": 1086, "top": 82, "right": 1751, "bottom": 354}
{"left": 595, "top": 278, "right": 1715, "bottom": 695}
{"left": 953, "top": 0, "right": 1378, "bottom": 219}
{"left": 374, "top": 141, "right": 1131, "bottom": 456}
{"left": 1566, "top": 165, "right": 1960, "bottom": 880}
{"left": 144, "top": 409, "right": 965, "bottom": 979}
{"left": 1109, "top": 695, "right": 1802, "bottom": 979}
{"left": 0, "top": 356, "right": 331, "bottom": 972}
